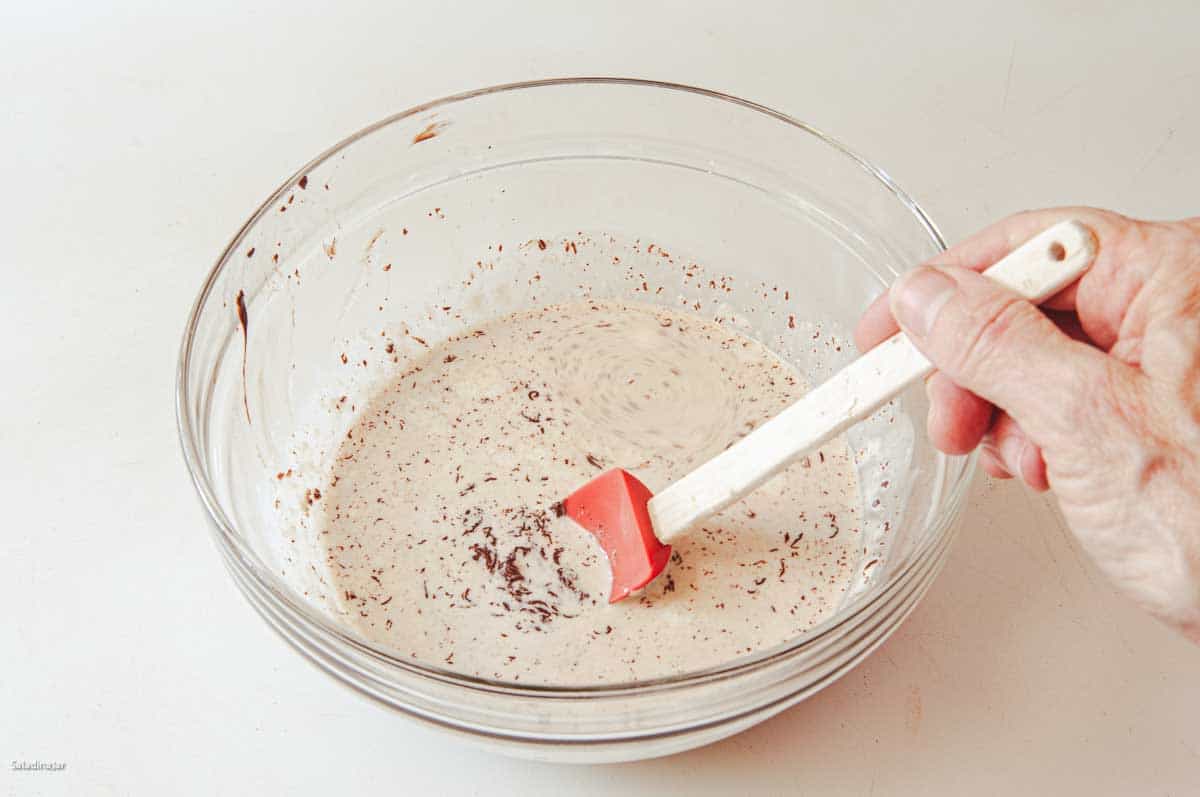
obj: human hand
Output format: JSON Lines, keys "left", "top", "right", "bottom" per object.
{"left": 854, "top": 208, "right": 1200, "bottom": 642}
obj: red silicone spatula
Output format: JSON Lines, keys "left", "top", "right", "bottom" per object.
{"left": 562, "top": 220, "right": 1096, "bottom": 602}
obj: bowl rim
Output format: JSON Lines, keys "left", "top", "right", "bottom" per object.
{"left": 176, "top": 76, "right": 967, "bottom": 697}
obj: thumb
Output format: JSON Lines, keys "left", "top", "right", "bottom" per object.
{"left": 889, "top": 265, "right": 1108, "bottom": 444}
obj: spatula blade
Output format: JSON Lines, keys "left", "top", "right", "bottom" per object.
{"left": 561, "top": 468, "right": 671, "bottom": 602}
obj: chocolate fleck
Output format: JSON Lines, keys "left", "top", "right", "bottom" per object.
{"left": 235, "top": 289, "right": 250, "bottom": 423}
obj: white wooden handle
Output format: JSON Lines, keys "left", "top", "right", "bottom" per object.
{"left": 647, "top": 220, "right": 1096, "bottom": 542}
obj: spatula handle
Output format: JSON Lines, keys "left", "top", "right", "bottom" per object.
{"left": 647, "top": 220, "right": 1096, "bottom": 542}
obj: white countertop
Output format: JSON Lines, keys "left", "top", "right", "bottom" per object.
{"left": 3, "top": 1, "right": 1198, "bottom": 794}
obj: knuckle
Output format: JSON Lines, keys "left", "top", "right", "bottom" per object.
{"left": 1074, "top": 357, "right": 1148, "bottom": 441}
{"left": 946, "top": 294, "right": 1032, "bottom": 378}
{"left": 1100, "top": 360, "right": 1144, "bottom": 427}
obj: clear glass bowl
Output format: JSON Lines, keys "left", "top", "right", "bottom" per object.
{"left": 177, "top": 78, "right": 972, "bottom": 763}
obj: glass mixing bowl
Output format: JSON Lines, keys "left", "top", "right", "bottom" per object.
{"left": 177, "top": 78, "right": 972, "bottom": 763}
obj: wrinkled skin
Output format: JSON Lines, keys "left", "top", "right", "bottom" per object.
{"left": 855, "top": 209, "right": 1200, "bottom": 643}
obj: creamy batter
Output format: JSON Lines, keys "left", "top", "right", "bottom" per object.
{"left": 317, "top": 300, "right": 863, "bottom": 685}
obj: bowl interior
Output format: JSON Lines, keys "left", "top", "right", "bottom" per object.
{"left": 180, "top": 79, "right": 956, "bottom": 689}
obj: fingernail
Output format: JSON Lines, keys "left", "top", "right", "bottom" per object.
{"left": 891, "top": 267, "right": 956, "bottom": 339}
{"left": 924, "top": 378, "right": 941, "bottom": 431}
{"left": 979, "top": 441, "right": 1012, "bottom": 478}
{"left": 1000, "top": 434, "right": 1027, "bottom": 481}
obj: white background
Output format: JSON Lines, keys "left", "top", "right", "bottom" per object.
{"left": 3, "top": 1, "right": 1198, "bottom": 794}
